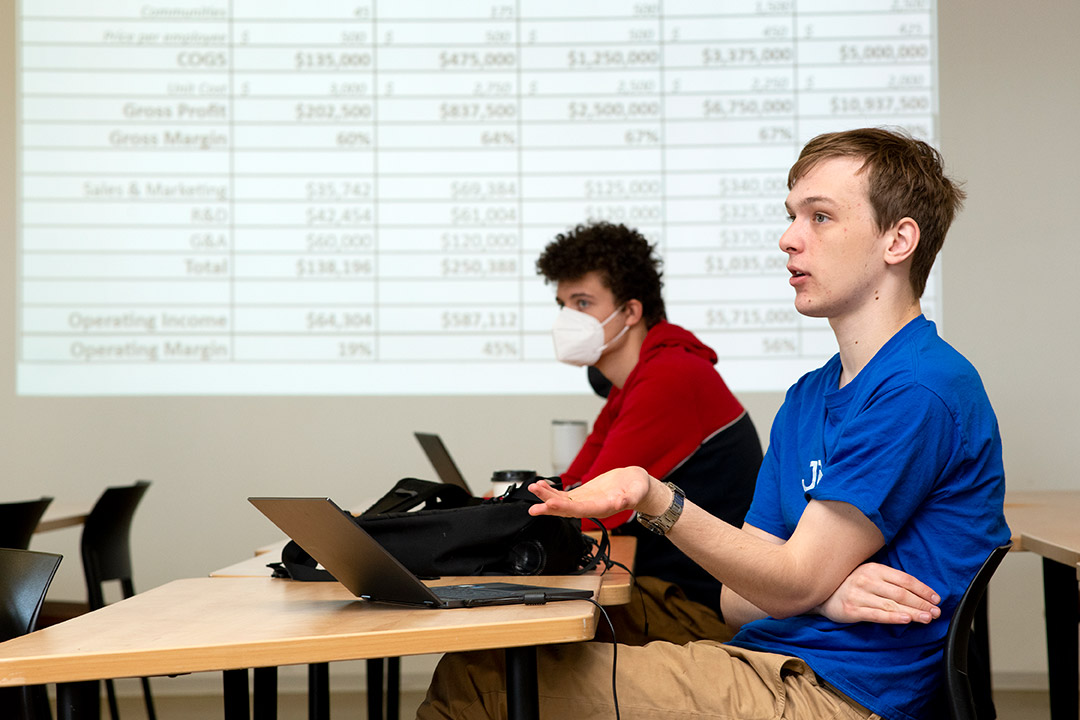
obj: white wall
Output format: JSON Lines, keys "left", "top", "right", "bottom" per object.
{"left": 3, "top": 0, "right": 1078, "bottom": 692}
{"left": 936, "top": 0, "right": 1080, "bottom": 687}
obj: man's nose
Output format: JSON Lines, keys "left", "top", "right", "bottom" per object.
{"left": 779, "top": 224, "right": 799, "bottom": 254}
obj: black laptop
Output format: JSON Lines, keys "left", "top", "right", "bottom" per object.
{"left": 413, "top": 432, "right": 473, "bottom": 494}
{"left": 248, "top": 496, "right": 593, "bottom": 609}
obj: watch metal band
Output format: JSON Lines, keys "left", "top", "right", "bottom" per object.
{"left": 635, "top": 482, "right": 685, "bottom": 536}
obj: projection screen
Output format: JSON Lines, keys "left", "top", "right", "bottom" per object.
{"left": 15, "top": 0, "right": 939, "bottom": 395}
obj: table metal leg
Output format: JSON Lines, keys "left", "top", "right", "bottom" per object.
{"left": 367, "top": 658, "right": 384, "bottom": 720}
{"left": 308, "top": 662, "right": 330, "bottom": 720}
{"left": 367, "top": 657, "right": 401, "bottom": 720}
{"left": 387, "top": 656, "right": 400, "bottom": 720}
{"left": 1042, "top": 557, "right": 1078, "bottom": 720}
{"left": 222, "top": 669, "right": 250, "bottom": 720}
{"left": 505, "top": 646, "right": 539, "bottom": 720}
{"left": 56, "top": 681, "right": 100, "bottom": 720}
{"left": 254, "top": 666, "right": 278, "bottom": 720}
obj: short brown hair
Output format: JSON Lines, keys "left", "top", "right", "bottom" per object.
{"left": 536, "top": 222, "right": 666, "bottom": 328}
{"left": 788, "top": 128, "right": 966, "bottom": 298}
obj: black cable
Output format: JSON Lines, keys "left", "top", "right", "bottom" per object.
{"left": 585, "top": 598, "right": 620, "bottom": 720}
{"left": 603, "top": 558, "right": 650, "bottom": 638}
{"left": 574, "top": 519, "right": 613, "bottom": 575}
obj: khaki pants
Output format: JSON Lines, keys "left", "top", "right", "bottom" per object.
{"left": 418, "top": 640, "right": 879, "bottom": 720}
{"left": 597, "top": 576, "right": 736, "bottom": 646}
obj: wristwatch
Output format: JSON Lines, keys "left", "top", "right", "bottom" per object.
{"left": 635, "top": 482, "right": 685, "bottom": 536}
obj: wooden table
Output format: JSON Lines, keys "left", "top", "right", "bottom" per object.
{"left": 34, "top": 501, "right": 92, "bottom": 533}
{"left": 1004, "top": 491, "right": 1080, "bottom": 720}
{"left": 209, "top": 527, "right": 635, "bottom": 719}
{"left": 0, "top": 574, "right": 601, "bottom": 720}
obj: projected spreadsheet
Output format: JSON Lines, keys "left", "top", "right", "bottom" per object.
{"left": 17, "top": 0, "right": 939, "bottom": 395}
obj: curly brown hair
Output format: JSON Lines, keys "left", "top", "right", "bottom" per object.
{"left": 535, "top": 222, "right": 666, "bottom": 328}
{"left": 788, "top": 127, "right": 966, "bottom": 299}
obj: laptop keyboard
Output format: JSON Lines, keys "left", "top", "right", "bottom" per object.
{"left": 431, "top": 584, "right": 518, "bottom": 601}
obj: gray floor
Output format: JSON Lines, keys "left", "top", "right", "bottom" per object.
{"left": 989, "top": 691, "right": 1051, "bottom": 720}
{"left": 110, "top": 688, "right": 1050, "bottom": 719}
{"left": 112, "top": 689, "right": 426, "bottom": 719}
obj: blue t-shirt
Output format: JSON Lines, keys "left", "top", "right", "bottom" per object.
{"left": 730, "top": 316, "right": 1009, "bottom": 720}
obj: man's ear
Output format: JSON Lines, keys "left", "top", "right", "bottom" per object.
{"left": 624, "top": 299, "right": 645, "bottom": 327}
{"left": 884, "top": 217, "right": 920, "bottom": 266}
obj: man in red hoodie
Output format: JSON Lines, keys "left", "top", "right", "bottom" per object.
{"left": 537, "top": 221, "right": 762, "bottom": 644}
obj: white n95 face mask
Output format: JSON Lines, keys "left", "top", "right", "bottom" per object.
{"left": 551, "top": 306, "right": 628, "bottom": 366}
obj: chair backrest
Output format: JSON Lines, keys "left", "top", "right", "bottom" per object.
{"left": 0, "top": 547, "right": 63, "bottom": 641}
{"left": 0, "top": 497, "right": 54, "bottom": 550}
{"left": 944, "top": 542, "right": 1012, "bottom": 720}
{"left": 81, "top": 480, "right": 151, "bottom": 609}
{"left": 0, "top": 548, "right": 63, "bottom": 720}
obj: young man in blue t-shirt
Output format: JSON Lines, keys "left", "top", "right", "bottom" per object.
{"left": 418, "top": 128, "right": 1010, "bottom": 720}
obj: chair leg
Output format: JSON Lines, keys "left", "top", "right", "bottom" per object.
{"left": 31, "top": 684, "right": 53, "bottom": 720}
{"left": 57, "top": 681, "right": 101, "bottom": 720}
{"left": 140, "top": 677, "right": 156, "bottom": 720}
{"left": 104, "top": 678, "right": 119, "bottom": 720}
{"left": 1, "top": 686, "right": 31, "bottom": 720}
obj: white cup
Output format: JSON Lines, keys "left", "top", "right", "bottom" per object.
{"left": 490, "top": 469, "right": 536, "bottom": 498}
{"left": 551, "top": 419, "right": 588, "bottom": 476}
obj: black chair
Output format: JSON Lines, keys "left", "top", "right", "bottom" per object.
{"left": 39, "top": 481, "right": 156, "bottom": 720}
{"left": 85, "top": 480, "right": 156, "bottom": 720}
{"left": 0, "top": 497, "right": 54, "bottom": 550}
{"left": 82, "top": 481, "right": 151, "bottom": 610}
{"left": 0, "top": 547, "right": 63, "bottom": 719}
{"left": 944, "top": 542, "right": 1012, "bottom": 720}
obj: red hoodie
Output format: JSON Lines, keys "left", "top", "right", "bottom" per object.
{"left": 561, "top": 321, "right": 746, "bottom": 529}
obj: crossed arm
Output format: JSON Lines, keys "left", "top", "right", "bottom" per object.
{"left": 529, "top": 466, "right": 940, "bottom": 627}
{"left": 721, "top": 523, "right": 941, "bottom": 629}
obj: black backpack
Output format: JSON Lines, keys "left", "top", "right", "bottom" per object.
{"left": 279, "top": 477, "right": 606, "bottom": 581}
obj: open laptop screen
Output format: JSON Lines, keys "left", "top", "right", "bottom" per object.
{"left": 414, "top": 432, "right": 472, "bottom": 494}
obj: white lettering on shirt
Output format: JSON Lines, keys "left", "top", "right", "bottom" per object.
{"left": 802, "top": 459, "right": 823, "bottom": 492}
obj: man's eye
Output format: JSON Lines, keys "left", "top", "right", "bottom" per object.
{"left": 813, "top": 213, "right": 828, "bottom": 223}
{"left": 786, "top": 214, "right": 795, "bottom": 223}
